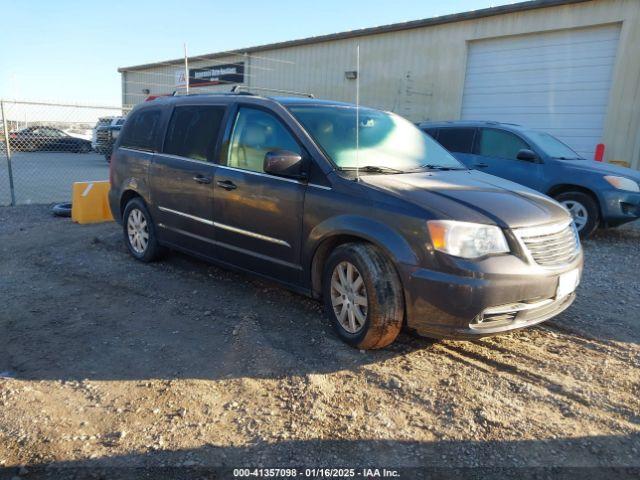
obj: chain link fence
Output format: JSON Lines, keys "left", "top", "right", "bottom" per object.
{"left": 0, "top": 100, "right": 130, "bottom": 206}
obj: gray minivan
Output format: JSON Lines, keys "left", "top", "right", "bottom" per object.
{"left": 109, "top": 93, "right": 582, "bottom": 349}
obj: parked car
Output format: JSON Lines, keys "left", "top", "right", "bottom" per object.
{"left": 95, "top": 123, "right": 124, "bottom": 162}
{"left": 9, "top": 126, "right": 92, "bottom": 153}
{"left": 92, "top": 116, "right": 125, "bottom": 153}
{"left": 63, "top": 127, "right": 93, "bottom": 141}
{"left": 419, "top": 121, "right": 640, "bottom": 238}
{"left": 109, "top": 94, "right": 582, "bottom": 349}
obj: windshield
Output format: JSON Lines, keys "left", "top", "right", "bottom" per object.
{"left": 526, "top": 131, "right": 583, "bottom": 159}
{"left": 289, "top": 105, "right": 465, "bottom": 171}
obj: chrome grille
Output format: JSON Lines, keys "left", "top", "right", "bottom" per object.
{"left": 516, "top": 221, "right": 580, "bottom": 267}
{"left": 96, "top": 129, "right": 110, "bottom": 142}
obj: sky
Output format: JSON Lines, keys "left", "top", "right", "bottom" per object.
{"left": 0, "top": 0, "right": 520, "bottom": 106}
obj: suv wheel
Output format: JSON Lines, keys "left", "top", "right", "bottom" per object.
{"left": 122, "top": 197, "right": 162, "bottom": 262}
{"left": 323, "top": 243, "right": 404, "bottom": 349}
{"left": 554, "top": 191, "right": 599, "bottom": 239}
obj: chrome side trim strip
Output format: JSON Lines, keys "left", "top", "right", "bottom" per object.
{"left": 215, "top": 240, "right": 301, "bottom": 270}
{"left": 308, "top": 183, "right": 332, "bottom": 191}
{"left": 213, "top": 222, "right": 291, "bottom": 248}
{"left": 157, "top": 222, "right": 216, "bottom": 245}
{"left": 216, "top": 164, "right": 302, "bottom": 185}
{"left": 158, "top": 207, "right": 291, "bottom": 247}
{"left": 158, "top": 206, "right": 214, "bottom": 226}
{"left": 157, "top": 152, "right": 212, "bottom": 166}
{"left": 120, "top": 147, "right": 154, "bottom": 155}
{"left": 156, "top": 223, "right": 301, "bottom": 270}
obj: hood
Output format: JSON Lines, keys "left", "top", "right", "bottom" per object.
{"left": 559, "top": 159, "right": 640, "bottom": 182}
{"left": 362, "top": 170, "right": 570, "bottom": 229}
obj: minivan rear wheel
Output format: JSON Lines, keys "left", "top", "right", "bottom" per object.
{"left": 323, "top": 243, "right": 404, "bottom": 349}
{"left": 122, "top": 197, "right": 162, "bottom": 262}
{"left": 554, "top": 191, "right": 599, "bottom": 239}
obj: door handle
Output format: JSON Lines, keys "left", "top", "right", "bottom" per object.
{"left": 193, "top": 174, "right": 212, "bottom": 184}
{"left": 474, "top": 163, "right": 489, "bottom": 168}
{"left": 216, "top": 179, "right": 237, "bottom": 191}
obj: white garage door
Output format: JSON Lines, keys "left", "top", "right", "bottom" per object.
{"left": 461, "top": 25, "right": 620, "bottom": 159}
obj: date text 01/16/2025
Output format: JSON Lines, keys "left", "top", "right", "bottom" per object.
{"left": 233, "top": 468, "right": 401, "bottom": 478}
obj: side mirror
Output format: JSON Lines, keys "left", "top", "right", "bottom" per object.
{"left": 516, "top": 149, "right": 538, "bottom": 162}
{"left": 263, "top": 150, "right": 305, "bottom": 179}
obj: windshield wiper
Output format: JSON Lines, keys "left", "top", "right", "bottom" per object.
{"left": 554, "top": 156, "right": 583, "bottom": 160}
{"left": 412, "top": 164, "right": 467, "bottom": 171}
{"left": 341, "top": 165, "right": 405, "bottom": 174}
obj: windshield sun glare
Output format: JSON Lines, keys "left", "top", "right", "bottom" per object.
{"left": 289, "top": 106, "right": 464, "bottom": 172}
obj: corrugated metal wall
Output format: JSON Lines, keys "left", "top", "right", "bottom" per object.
{"left": 121, "top": 0, "right": 640, "bottom": 168}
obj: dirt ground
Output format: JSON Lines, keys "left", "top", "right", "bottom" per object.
{"left": 0, "top": 205, "right": 639, "bottom": 478}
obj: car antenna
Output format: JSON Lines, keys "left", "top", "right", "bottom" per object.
{"left": 355, "top": 44, "right": 360, "bottom": 182}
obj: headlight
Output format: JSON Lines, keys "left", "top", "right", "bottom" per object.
{"left": 603, "top": 175, "right": 640, "bottom": 192}
{"left": 427, "top": 220, "right": 509, "bottom": 258}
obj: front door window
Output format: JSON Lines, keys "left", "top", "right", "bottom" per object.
{"left": 478, "top": 128, "right": 529, "bottom": 160}
{"left": 225, "top": 107, "right": 301, "bottom": 173}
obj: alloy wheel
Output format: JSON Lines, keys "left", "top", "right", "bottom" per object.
{"left": 127, "top": 208, "right": 149, "bottom": 254}
{"left": 330, "top": 261, "right": 368, "bottom": 334}
{"left": 561, "top": 200, "right": 588, "bottom": 231}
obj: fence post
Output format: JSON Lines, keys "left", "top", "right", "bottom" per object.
{"left": 0, "top": 100, "right": 16, "bottom": 206}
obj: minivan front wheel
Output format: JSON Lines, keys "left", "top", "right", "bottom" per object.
{"left": 554, "top": 191, "right": 599, "bottom": 238}
{"left": 122, "top": 198, "right": 162, "bottom": 262}
{"left": 323, "top": 243, "right": 404, "bottom": 349}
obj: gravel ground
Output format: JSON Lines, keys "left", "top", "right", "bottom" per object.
{"left": 0, "top": 205, "right": 639, "bottom": 478}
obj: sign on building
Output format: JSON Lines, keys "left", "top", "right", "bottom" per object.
{"left": 175, "top": 62, "right": 245, "bottom": 88}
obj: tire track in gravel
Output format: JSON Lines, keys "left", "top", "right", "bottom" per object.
{"left": 543, "top": 323, "right": 640, "bottom": 362}
{"left": 477, "top": 329, "right": 640, "bottom": 416}
{"left": 477, "top": 332, "right": 639, "bottom": 391}
{"left": 434, "top": 340, "right": 640, "bottom": 429}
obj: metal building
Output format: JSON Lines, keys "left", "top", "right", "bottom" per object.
{"left": 119, "top": 0, "right": 640, "bottom": 168}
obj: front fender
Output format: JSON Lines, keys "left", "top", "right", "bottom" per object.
{"left": 305, "top": 214, "right": 419, "bottom": 268}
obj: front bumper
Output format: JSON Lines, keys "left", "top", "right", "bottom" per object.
{"left": 600, "top": 190, "right": 640, "bottom": 226}
{"left": 399, "top": 251, "right": 583, "bottom": 339}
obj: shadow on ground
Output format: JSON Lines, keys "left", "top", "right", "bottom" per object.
{"left": 1, "top": 434, "right": 638, "bottom": 480}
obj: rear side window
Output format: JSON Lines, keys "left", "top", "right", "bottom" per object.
{"left": 163, "top": 105, "right": 226, "bottom": 162}
{"left": 436, "top": 128, "right": 476, "bottom": 154}
{"left": 120, "top": 109, "right": 161, "bottom": 151}
{"left": 478, "top": 128, "right": 529, "bottom": 160}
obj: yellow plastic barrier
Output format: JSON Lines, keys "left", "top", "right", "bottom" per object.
{"left": 71, "top": 180, "right": 114, "bottom": 224}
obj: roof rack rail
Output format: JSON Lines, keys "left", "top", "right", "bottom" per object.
{"left": 230, "top": 85, "right": 315, "bottom": 98}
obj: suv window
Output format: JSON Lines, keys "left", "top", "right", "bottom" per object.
{"left": 437, "top": 128, "right": 476, "bottom": 154}
{"left": 163, "top": 105, "right": 226, "bottom": 162}
{"left": 423, "top": 128, "right": 439, "bottom": 139}
{"left": 121, "top": 109, "right": 161, "bottom": 151}
{"left": 478, "top": 128, "right": 529, "bottom": 160}
{"left": 225, "top": 107, "right": 300, "bottom": 173}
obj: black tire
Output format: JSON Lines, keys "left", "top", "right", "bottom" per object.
{"left": 122, "top": 197, "right": 162, "bottom": 262}
{"left": 554, "top": 191, "right": 599, "bottom": 239}
{"left": 52, "top": 202, "right": 72, "bottom": 217}
{"left": 322, "top": 243, "right": 404, "bottom": 349}
{"left": 78, "top": 143, "right": 92, "bottom": 153}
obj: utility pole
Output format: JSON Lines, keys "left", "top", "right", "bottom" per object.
{"left": 1, "top": 100, "right": 16, "bottom": 206}
{"left": 184, "top": 43, "right": 189, "bottom": 95}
